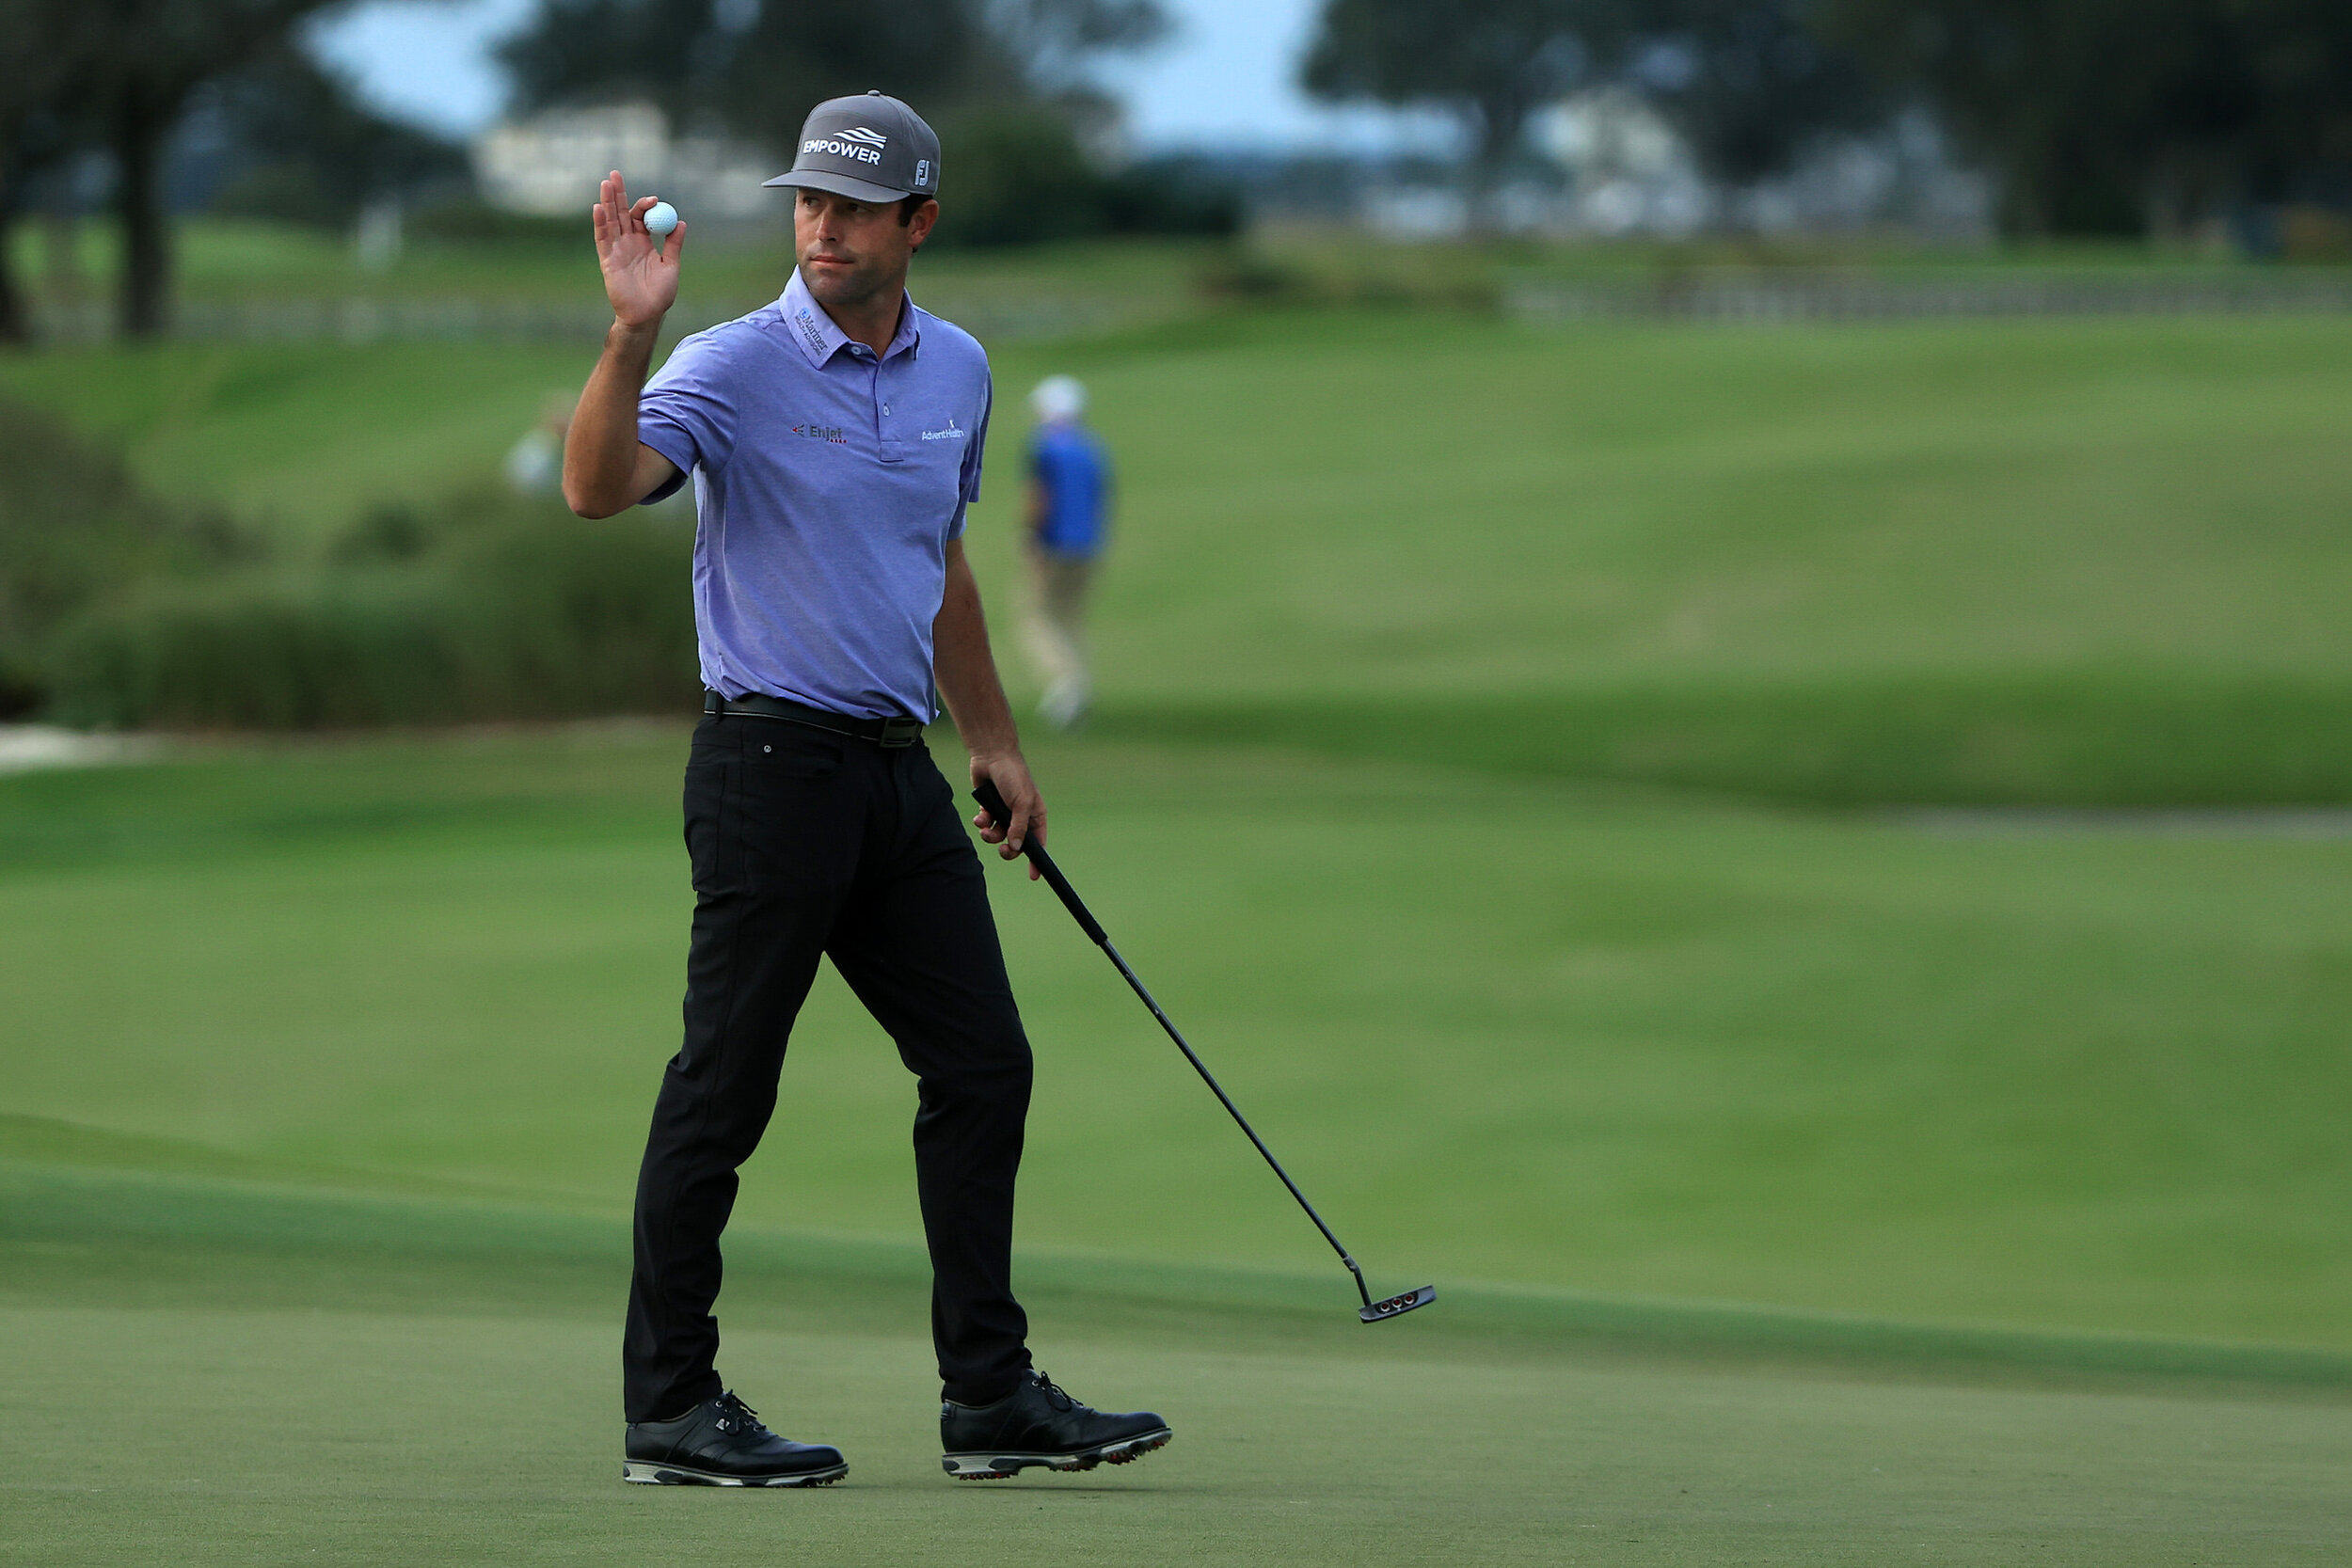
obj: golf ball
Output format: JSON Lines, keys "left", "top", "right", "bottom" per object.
{"left": 644, "top": 202, "right": 678, "bottom": 237}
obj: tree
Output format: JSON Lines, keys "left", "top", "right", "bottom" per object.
{"left": 500, "top": 0, "right": 1168, "bottom": 151}
{"left": 205, "top": 45, "right": 469, "bottom": 229}
{"left": 984, "top": 0, "right": 1170, "bottom": 95}
{"left": 1812, "top": 0, "right": 2207, "bottom": 233}
{"left": 1814, "top": 0, "right": 2352, "bottom": 235}
{"left": 86, "top": 0, "right": 353, "bottom": 337}
{"left": 1302, "top": 0, "right": 1620, "bottom": 226}
{"left": 0, "top": 1, "right": 110, "bottom": 342}
{"left": 1619, "top": 0, "right": 1886, "bottom": 186}
{"left": 1303, "top": 0, "right": 1890, "bottom": 222}
{"left": 498, "top": 0, "right": 1175, "bottom": 249}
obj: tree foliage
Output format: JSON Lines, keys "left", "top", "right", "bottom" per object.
{"left": 1302, "top": 0, "right": 1613, "bottom": 204}
{"left": 204, "top": 46, "right": 469, "bottom": 230}
{"left": 1625, "top": 1, "right": 1886, "bottom": 185}
{"left": 497, "top": 0, "right": 1186, "bottom": 245}
{"left": 1815, "top": 0, "right": 2352, "bottom": 234}
{"left": 500, "top": 0, "right": 1168, "bottom": 154}
{"left": 1300, "top": 0, "right": 1882, "bottom": 203}
{"left": 0, "top": 0, "right": 351, "bottom": 339}
{"left": 0, "top": 0, "right": 113, "bottom": 340}
{"left": 1304, "top": 0, "right": 2352, "bottom": 236}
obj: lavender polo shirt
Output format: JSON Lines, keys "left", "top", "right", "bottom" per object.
{"left": 636, "top": 267, "right": 992, "bottom": 720}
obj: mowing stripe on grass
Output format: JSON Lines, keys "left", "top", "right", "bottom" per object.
{"left": 11, "top": 1156, "right": 2349, "bottom": 1394}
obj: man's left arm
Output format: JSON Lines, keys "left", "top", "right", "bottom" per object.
{"left": 934, "top": 538, "right": 1044, "bottom": 879}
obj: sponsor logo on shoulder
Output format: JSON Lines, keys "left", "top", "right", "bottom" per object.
{"left": 804, "top": 126, "right": 889, "bottom": 166}
{"left": 920, "top": 415, "right": 964, "bottom": 442}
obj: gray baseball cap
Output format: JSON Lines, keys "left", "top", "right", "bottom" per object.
{"left": 763, "top": 90, "right": 941, "bottom": 204}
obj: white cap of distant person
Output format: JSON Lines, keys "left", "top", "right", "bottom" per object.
{"left": 1029, "top": 375, "right": 1087, "bottom": 423}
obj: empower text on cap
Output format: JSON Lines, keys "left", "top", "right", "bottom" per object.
{"left": 763, "top": 90, "right": 942, "bottom": 205}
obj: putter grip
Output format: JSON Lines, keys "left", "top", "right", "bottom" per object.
{"left": 971, "top": 779, "right": 1107, "bottom": 945}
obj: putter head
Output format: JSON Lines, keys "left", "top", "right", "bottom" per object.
{"left": 1359, "top": 1284, "right": 1437, "bottom": 1323}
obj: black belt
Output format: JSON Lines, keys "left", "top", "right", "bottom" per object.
{"left": 704, "top": 690, "right": 926, "bottom": 747}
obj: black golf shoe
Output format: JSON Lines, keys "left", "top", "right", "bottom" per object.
{"left": 623, "top": 1391, "right": 847, "bottom": 1487}
{"left": 940, "top": 1370, "right": 1171, "bottom": 1480}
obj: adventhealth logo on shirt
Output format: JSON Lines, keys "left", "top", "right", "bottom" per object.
{"left": 804, "top": 126, "right": 888, "bottom": 165}
{"left": 921, "top": 416, "right": 964, "bottom": 441}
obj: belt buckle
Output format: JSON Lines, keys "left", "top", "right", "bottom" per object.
{"left": 878, "top": 717, "right": 923, "bottom": 748}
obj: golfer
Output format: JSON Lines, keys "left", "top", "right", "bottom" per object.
{"left": 1020, "top": 374, "right": 1111, "bottom": 731}
{"left": 564, "top": 91, "right": 1169, "bottom": 1488}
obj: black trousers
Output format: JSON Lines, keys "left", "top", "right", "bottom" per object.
{"left": 623, "top": 712, "right": 1034, "bottom": 1421}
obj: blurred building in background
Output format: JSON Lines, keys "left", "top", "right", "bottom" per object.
{"left": 473, "top": 103, "right": 774, "bottom": 222}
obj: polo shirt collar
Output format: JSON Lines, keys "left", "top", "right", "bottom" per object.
{"left": 780, "top": 267, "right": 922, "bottom": 367}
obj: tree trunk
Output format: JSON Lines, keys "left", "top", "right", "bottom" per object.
{"left": 1467, "top": 98, "right": 1528, "bottom": 237}
{"left": 0, "top": 208, "right": 27, "bottom": 345}
{"left": 113, "top": 78, "right": 177, "bottom": 341}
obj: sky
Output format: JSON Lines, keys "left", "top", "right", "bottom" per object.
{"left": 306, "top": 0, "right": 1449, "bottom": 153}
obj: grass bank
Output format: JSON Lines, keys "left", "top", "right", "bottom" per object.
{"left": 1103, "top": 672, "right": 2352, "bottom": 804}
{"left": 8, "top": 309, "right": 2352, "bottom": 800}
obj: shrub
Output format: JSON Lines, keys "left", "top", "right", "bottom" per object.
{"left": 406, "top": 198, "right": 583, "bottom": 250}
{"left": 928, "top": 108, "right": 1107, "bottom": 248}
{"left": 925, "top": 112, "right": 1245, "bottom": 248}
{"left": 1103, "top": 156, "right": 1245, "bottom": 239}
{"left": 49, "top": 499, "right": 698, "bottom": 731}
{"left": 0, "top": 397, "right": 256, "bottom": 719}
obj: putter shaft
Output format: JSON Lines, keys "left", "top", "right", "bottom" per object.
{"left": 974, "top": 782, "right": 1390, "bottom": 1312}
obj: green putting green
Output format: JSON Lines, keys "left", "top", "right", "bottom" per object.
{"left": 6, "top": 1157, "right": 2349, "bottom": 1566}
{"left": 4, "top": 729, "right": 2349, "bottom": 1349}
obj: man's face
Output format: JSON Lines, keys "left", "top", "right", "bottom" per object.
{"left": 793, "top": 188, "right": 938, "bottom": 311}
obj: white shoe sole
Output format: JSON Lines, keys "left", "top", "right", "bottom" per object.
{"left": 942, "top": 1427, "right": 1172, "bottom": 1480}
{"left": 622, "top": 1458, "right": 847, "bottom": 1486}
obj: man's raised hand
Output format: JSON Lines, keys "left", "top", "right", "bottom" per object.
{"left": 593, "top": 171, "right": 686, "bottom": 329}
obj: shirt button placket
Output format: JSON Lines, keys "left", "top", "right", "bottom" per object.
{"left": 877, "top": 357, "right": 903, "bottom": 464}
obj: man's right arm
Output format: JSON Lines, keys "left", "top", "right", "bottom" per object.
{"left": 564, "top": 170, "right": 684, "bottom": 519}
{"left": 565, "top": 320, "right": 677, "bottom": 517}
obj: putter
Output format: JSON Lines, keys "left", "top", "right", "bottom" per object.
{"left": 974, "top": 779, "right": 1435, "bottom": 1324}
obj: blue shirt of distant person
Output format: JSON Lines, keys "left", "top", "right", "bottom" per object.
{"left": 1028, "top": 379, "right": 1109, "bottom": 560}
{"left": 1022, "top": 375, "right": 1110, "bottom": 731}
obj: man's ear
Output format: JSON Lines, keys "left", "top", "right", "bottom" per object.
{"left": 906, "top": 198, "right": 941, "bottom": 252}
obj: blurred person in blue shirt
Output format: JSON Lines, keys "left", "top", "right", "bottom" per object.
{"left": 1022, "top": 375, "right": 1110, "bottom": 730}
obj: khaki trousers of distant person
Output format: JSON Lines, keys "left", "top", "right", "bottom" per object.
{"left": 1021, "top": 548, "right": 1095, "bottom": 724}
